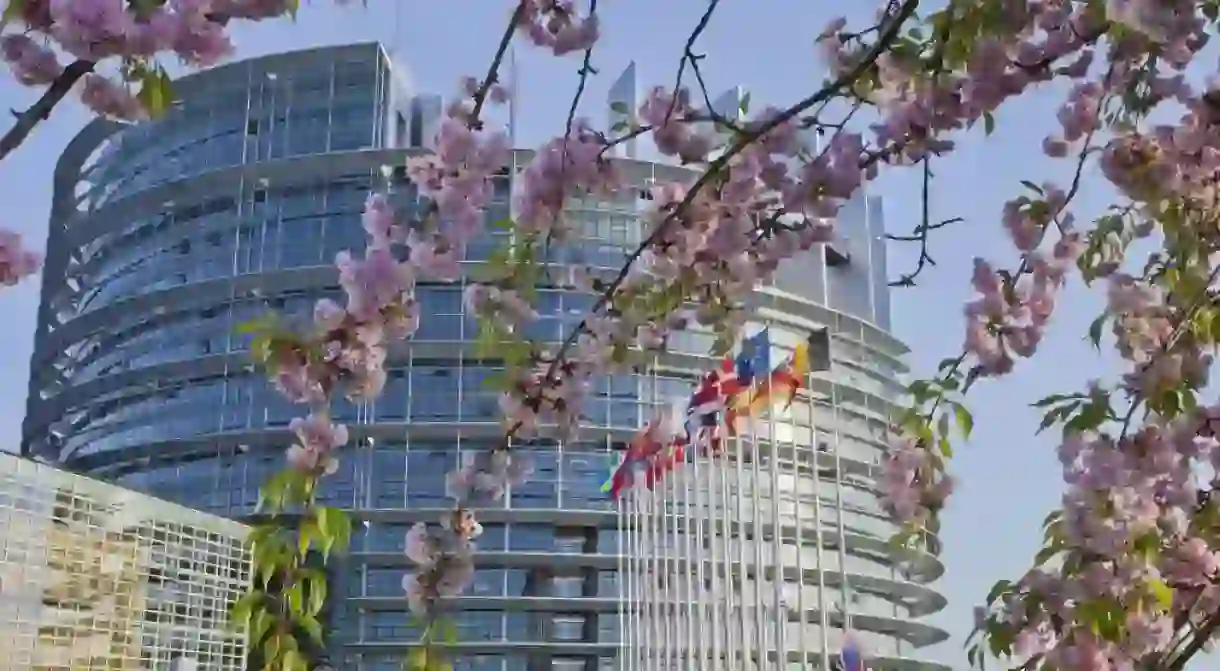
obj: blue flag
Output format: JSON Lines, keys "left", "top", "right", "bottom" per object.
{"left": 840, "top": 633, "right": 864, "bottom": 671}
{"left": 735, "top": 329, "right": 771, "bottom": 385}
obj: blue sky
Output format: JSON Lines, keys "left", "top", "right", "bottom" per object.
{"left": 0, "top": 1, "right": 1197, "bottom": 668}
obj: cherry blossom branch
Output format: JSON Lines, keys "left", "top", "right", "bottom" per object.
{"left": 469, "top": 0, "right": 529, "bottom": 124}
{"left": 527, "top": 0, "right": 921, "bottom": 406}
{"left": 0, "top": 59, "right": 93, "bottom": 161}
{"left": 661, "top": 0, "right": 722, "bottom": 125}
{"left": 950, "top": 84, "right": 1108, "bottom": 395}
{"left": 559, "top": 0, "right": 598, "bottom": 144}
{"left": 1168, "top": 605, "right": 1220, "bottom": 670}
{"left": 888, "top": 157, "right": 963, "bottom": 287}
{"left": 547, "top": 0, "right": 600, "bottom": 267}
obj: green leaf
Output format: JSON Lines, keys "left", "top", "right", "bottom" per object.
{"left": 3, "top": 0, "right": 26, "bottom": 22}
{"left": 407, "top": 647, "right": 430, "bottom": 671}
{"left": 1032, "top": 393, "right": 1072, "bottom": 408}
{"left": 286, "top": 582, "right": 304, "bottom": 615}
{"left": 250, "top": 609, "right": 273, "bottom": 645}
{"left": 263, "top": 633, "right": 282, "bottom": 664}
{"left": 937, "top": 432, "right": 953, "bottom": 459}
{"left": 984, "top": 579, "right": 1012, "bottom": 605}
{"left": 315, "top": 506, "right": 352, "bottom": 557}
{"left": 936, "top": 411, "right": 950, "bottom": 440}
{"left": 953, "top": 404, "right": 974, "bottom": 440}
{"left": 296, "top": 612, "right": 325, "bottom": 644}
{"left": 1019, "top": 180, "right": 1043, "bottom": 194}
{"left": 982, "top": 111, "right": 995, "bottom": 135}
{"left": 610, "top": 101, "right": 628, "bottom": 113}
{"left": 297, "top": 519, "right": 317, "bottom": 557}
{"left": 739, "top": 92, "right": 751, "bottom": 115}
{"left": 1034, "top": 544, "right": 1061, "bottom": 566}
{"left": 229, "top": 590, "right": 261, "bottom": 630}
{"left": 1087, "top": 314, "right": 1106, "bottom": 348}
{"left": 936, "top": 357, "right": 959, "bottom": 374}
{"left": 136, "top": 67, "right": 173, "bottom": 119}
{"left": 306, "top": 570, "right": 328, "bottom": 616}
{"left": 281, "top": 648, "right": 307, "bottom": 671}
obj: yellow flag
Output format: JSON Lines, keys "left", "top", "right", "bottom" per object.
{"left": 791, "top": 341, "right": 810, "bottom": 377}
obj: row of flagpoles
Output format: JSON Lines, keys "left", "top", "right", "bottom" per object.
{"left": 602, "top": 327, "right": 827, "bottom": 499}
{"left": 609, "top": 326, "right": 868, "bottom": 671}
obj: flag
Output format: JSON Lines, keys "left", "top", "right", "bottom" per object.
{"left": 599, "top": 464, "right": 618, "bottom": 493}
{"left": 606, "top": 414, "right": 670, "bottom": 499}
{"left": 735, "top": 329, "right": 771, "bottom": 385}
{"left": 840, "top": 632, "right": 865, "bottom": 671}
{"left": 746, "top": 342, "right": 808, "bottom": 414}
{"left": 738, "top": 329, "right": 831, "bottom": 417}
{"left": 642, "top": 439, "right": 686, "bottom": 489}
{"left": 721, "top": 330, "right": 771, "bottom": 435}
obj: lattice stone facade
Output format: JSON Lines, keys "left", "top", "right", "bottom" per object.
{"left": 0, "top": 453, "right": 252, "bottom": 671}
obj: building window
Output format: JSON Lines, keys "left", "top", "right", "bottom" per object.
{"left": 409, "top": 99, "right": 424, "bottom": 147}
{"left": 396, "top": 111, "right": 407, "bottom": 146}
{"left": 552, "top": 616, "right": 585, "bottom": 641}
{"left": 553, "top": 576, "right": 582, "bottom": 598}
{"left": 246, "top": 119, "right": 259, "bottom": 136}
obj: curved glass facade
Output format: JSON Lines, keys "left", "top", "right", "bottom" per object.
{"left": 24, "top": 44, "right": 947, "bottom": 670}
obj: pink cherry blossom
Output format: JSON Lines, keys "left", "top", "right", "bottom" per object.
{"left": 0, "top": 230, "right": 42, "bottom": 286}
{"left": 0, "top": 35, "right": 61, "bottom": 86}
{"left": 78, "top": 74, "right": 145, "bottom": 121}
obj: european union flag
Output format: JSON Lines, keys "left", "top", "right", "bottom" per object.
{"left": 734, "top": 329, "right": 771, "bottom": 385}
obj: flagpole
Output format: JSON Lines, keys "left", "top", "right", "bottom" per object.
{"left": 808, "top": 374, "right": 830, "bottom": 671}
{"left": 619, "top": 487, "right": 631, "bottom": 671}
{"left": 719, "top": 416, "right": 738, "bottom": 670}
{"left": 648, "top": 475, "right": 660, "bottom": 670}
{"left": 682, "top": 429, "right": 694, "bottom": 669}
{"left": 659, "top": 423, "right": 673, "bottom": 670}
{"left": 793, "top": 378, "right": 810, "bottom": 670}
{"left": 684, "top": 422, "right": 702, "bottom": 670}
{"left": 657, "top": 363, "right": 675, "bottom": 671}
{"left": 697, "top": 430, "right": 720, "bottom": 671}
{"left": 748, "top": 380, "right": 767, "bottom": 667}
{"left": 639, "top": 485, "right": 649, "bottom": 671}
{"left": 734, "top": 394, "right": 750, "bottom": 666}
{"left": 827, "top": 342, "right": 852, "bottom": 636}
{"left": 766, "top": 337, "right": 785, "bottom": 669}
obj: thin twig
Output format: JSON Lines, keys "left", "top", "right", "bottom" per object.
{"left": 469, "top": 1, "right": 529, "bottom": 124}
{"left": 888, "top": 158, "right": 962, "bottom": 286}
{"left": 0, "top": 59, "right": 94, "bottom": 161}
{"left": 560, "top": 0, "right": 598, "bottom": 146}
{"left": 545, "top": 0, "right": 600, "bottom": 283}
{"left": 530, "top": 0, "right": 921, "bottom": 420}
{"left": 662, "top": 0, "right": 722, "bottom": 123}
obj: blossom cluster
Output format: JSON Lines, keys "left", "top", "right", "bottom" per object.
{"left": 0, "top": 229, "right": 42, "bottom": 286}
{"left": 0, "top": 0, "right": 348, "bottom": 122}
{"left": 7, "top": 0, "right": 1220, "bottom": 667}
{"left": 267, "top": 191, "right": 422, "bottom": 475}
{"left": 854, "top": 0, "right": 1220, "bottom": 667}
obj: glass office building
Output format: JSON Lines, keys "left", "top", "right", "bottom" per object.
{"left": 23, "top": 43, "right": 947, "bottom": 670}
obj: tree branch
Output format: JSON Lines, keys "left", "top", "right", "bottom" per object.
{"left": 0, "top": 59, "right": 94, "bottom": 161}
{"left": 469, "top": 1, "right": 528, "bottom": 124}
{"left": 888, "top": 157, "right": 962, "bottom": 286}
{"left": 537, "top": 0, "right": 921, "bottom": 400}
{"left": 662, "top": 0, "right": 721, "bottom": 124}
